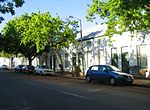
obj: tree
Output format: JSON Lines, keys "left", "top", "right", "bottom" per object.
{"left": 0, "top": 0, "right": 25, "bottom": 23}
{"left": 2, "top": 16, "right": 44, "bottom": 65}
{"left": 86, "top": 0, "right": 150, "bottom": 37}
{"left": 0, "top": 34, "right": 10, "bottom": 58}
{"left": 21, "top": 12, "right": 78, "bottom": 73}
{"left": 0, "top": 33, "right": 3, "bottom": 51}
{"left": 2, "top": 12, "right": 78, "bottom": 72}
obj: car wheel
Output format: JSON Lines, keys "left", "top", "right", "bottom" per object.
{"left": 34, "top": 70, "right": 36, "bottom": 75}
{"left": 86, "top": 75, "right": 92, "bottom": 83}
{"left": 109, "top": 77, "right": 116, "bottom": 85}
{"left": 40, "top": 71, "right": 43, "bottom": 76}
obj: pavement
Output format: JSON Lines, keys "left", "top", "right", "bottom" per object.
{"left": 55, "top": 73, "right": 150, "bottom": 88}
{"left": 132, "top": 78, "right": 150, "bottom": 88}
{"left": 1, "top": 69, "right": 150, "bottom": 88}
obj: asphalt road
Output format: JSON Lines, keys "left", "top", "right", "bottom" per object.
{"left": 0, "top": 71, "right": 150, "bottom": 110}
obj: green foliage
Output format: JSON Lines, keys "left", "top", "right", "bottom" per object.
{"left": 0, "top": 33, "right": 3, "bottom": 51}
{"left": 2, "top": 15, "right": 40, "bottom": 65}
{"left": 0, "top": 51, "right": 13, "bottom": 58}
{"left": 2, "top": 11, "right": 78, "bottom": 65}
{"left": 20, "top": 12, "right": 78, "bottom": 52}
{"left": 0, "top": 0, "right": 25, "bottom": 23}
{"left": 86, "top": 0, "right": 150, "bottom": 37}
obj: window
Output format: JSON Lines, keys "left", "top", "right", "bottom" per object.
{"left": 121, "top": 46, "right": 129, "bottom": 73}
{"left": 86, "top": 41, "right": 91, "bottom": 46}
{"left": 72, "top": 53, "right": 76, "bottom": 66}
{"left": 99, "top": 66, "right": 107, "bottom": 72}
{"left": 99, "top": 66, "right": 103, "bottom": 71}
{"left": 97, "top": 39, "right": 101, "bottom": 45}
{"left": 137, "top": 45, "right": 148, "bottom": 69}
{"left": 65, "top": 53, "right": 69, "bottom": 68}
{"left": 111, "top": 48, "right": 118, "bottom": 67}
{"left": 91, "top": 66, "right": 99, "bottom": 71}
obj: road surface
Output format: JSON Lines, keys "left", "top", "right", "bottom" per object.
{"left": 0, "top": 71, "right": 150, "bottom": 110}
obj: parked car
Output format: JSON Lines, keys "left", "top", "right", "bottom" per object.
{"left": 22, "top": 65, "right": 35, "bottom": 73}
{"left": 86, "top": 65, "right": 134, "bottom": 85}
{"left": 34, "top": 65, "right": 54, "bottom": 75}
{"left": 0, "top": 65, "right": 8, "bottom": 70}
{"left": 15, "top": 65, "right": 25, "bottom": 72}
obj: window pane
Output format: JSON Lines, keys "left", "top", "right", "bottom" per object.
{"left": 91, "top": 66, "right": 98, "bottom": 70}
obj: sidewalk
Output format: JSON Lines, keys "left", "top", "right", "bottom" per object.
{"left": 1, "top": 69, "right": 150, "bottom": 88}
{"left": 56, "top": 73, "right": 150, "bottom": 88}
{"left": 133, "top": 79, "right": 150, "bottom": 88}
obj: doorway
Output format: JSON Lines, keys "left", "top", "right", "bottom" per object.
{"left": 111, "top": 48, "right": 118, "bottom": 67}
{"left": 121, "top": 47, "right": 129, "bottom": 73}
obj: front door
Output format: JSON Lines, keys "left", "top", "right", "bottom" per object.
{"left": 111, "top": 48, "right": 118, "bottom": 67}
{"left": 121, "top": 47, "right": 129, "bottom": 73}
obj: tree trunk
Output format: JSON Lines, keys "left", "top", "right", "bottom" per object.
{"left": 56, "top": 50, "right": 64, "bottom": 74}
{"left": 28, "top": 57, "right": 33, "bottom": 66}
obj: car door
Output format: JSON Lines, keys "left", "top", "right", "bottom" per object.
{"left": 97, "top": 65, "right": 109, "bottom": 82}
{"left": 88, "top": 66, "right": 99, "bottom": 80}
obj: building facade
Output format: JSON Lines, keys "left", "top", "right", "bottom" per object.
{"left": 53, "top": 25, "right": 150, "bottom": 77}
{"left": 1, "top": 24, "right": 149, "bottom": 78}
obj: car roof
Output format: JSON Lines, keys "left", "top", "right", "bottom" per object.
{"left": 89, "top": 65, "right": 113, "bottom": 68}
{"left": 90, "top": 65, "right": 109, "bottom": 67}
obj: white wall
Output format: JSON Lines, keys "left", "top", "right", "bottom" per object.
{"left": 0, "top": 57, "right": 39, "bottom": 68}
{"left": 73, "top": 25, "right": 150, "bottom": 73}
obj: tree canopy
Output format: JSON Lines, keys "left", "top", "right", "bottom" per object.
{"left": 0, "top": 0, "right": 25, "bottom": 23}
{"left": 21, "top": 12, "right": 78, "bottom": 52}
{"left": 2, "top": 11, "right": 78, "bottom": 66}
{"left": 86, "top": 0, "right": 150, "bottom": 37}
{"left": 2, "top": 17, "right": 42, "bottom": 65}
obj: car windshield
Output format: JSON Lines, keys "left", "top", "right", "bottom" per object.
{"left": 107, "top": 65, "right": 121, "bottom": 72}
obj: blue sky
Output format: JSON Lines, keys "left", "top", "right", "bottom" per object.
{"left": 0, "top": 0, "right": 99, "bottom": 31}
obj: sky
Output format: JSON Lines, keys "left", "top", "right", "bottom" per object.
{"left": 0, "top": 0, "right": 99, "bottom": 31}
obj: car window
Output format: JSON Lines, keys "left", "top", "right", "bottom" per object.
{"left": 99, "top": 66, "right": 107, "bottom": 72}
{"left": 91, "top": 66, "right": 99, "bottom": 71}
{"left": 99, "top": 66, "right": 103, "bottom": 71}
{"left": 106, "top": 66, "right": 112, "bottom": 71}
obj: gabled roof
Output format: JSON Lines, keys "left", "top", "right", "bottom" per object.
{"left": 78, "top": 30, "right": 102, "bottom": 41}
{"left": 77, "top": 24, "right": 107, "bottom": 42}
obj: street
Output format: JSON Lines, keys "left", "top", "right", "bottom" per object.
{"left": 0, "top": 70, "right": 150, "bottom": 110}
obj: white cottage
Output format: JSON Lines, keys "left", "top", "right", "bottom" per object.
{"left": 64, "top": 24, "right": 150, "bottom": 78}
{"left": 37, "top": 24, "right": 150, "bottom": 78}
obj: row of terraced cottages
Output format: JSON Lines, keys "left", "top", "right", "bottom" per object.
{"left": 39, "top": 24, "right": 150, "bottom": 78}
{"left": 1, "top": 24, "right": 150, "bottom": 78}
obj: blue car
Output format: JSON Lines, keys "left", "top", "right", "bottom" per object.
{"left": 86, "top": 65, "right": 134, "bottom": 85}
